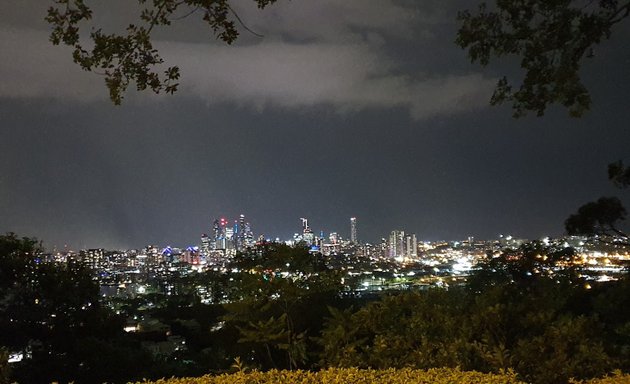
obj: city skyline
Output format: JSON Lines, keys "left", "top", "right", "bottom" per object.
{"left": 2, "top": 1, "right": 630, "bottom": 249}
{"left": 43, "top": 212, "right": 532, "bottom": 252}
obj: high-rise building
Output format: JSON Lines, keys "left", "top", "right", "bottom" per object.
{"left": 411, "top": 234, "right": 418, "bottom": 258}
{"left": 211, "top": 219, "right": 221, "bottom": 250}
{"left": 236, "top": 214, "right": 246, "bottom": 251}
{"left": 350, "top": 217, "right": 357, "bottom": 244}
{"left": 210, "top": 215, "right": 256, "bottom": 252}
{"left": 200, "top": 233, "right": 211, "bottom": 256}
{"left": 243, "top": 221, "right": 254, "bottom": 248}
{"left": 388, "top": 230, "right": 417, "bottom": 260}
{"left": 213, "top": 218, "right": 229, "bottom": 250}
{"left": 300, "top": 218, "right": 315, "bottom": 245}
{"left": 405, "top": 234, "right": 418, "bottom": 259}
{"left": 388, "top": 230, "right": 405, "bottom": 259}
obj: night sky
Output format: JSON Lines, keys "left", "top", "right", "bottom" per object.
{"left": 1, "top": 0, "right": 629, "bottom": 249}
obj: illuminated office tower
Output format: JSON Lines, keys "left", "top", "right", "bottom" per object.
{"left": 243, "top": 221, "right": 254, "bottom": 248}
{"left": 300, "top": 218, "right": 315, "bottom": 245}
{"left": 223, "top": 225, "right": 235, "bottom": 255}
{"left": 211, "top": 219, "right": 221, "bottom": 250}
{"left": 236, "top": 214, "right": 246, "bottom": 251}
{"left": 200, "top": 233, "right": 211, "bottom": 256}
{"left": 225, "top": 226, "right": 234, "bottom": 242}
{"left": 215, "top": 218, "right": 229, "bottom": 250}
{"left": 350, "top": 217, "right": 357, "bottom": 244}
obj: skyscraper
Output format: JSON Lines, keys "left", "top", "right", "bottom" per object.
{"left": 389, "top": 230, "right": 405, "bottom": 259}
{"left": 300, "top": 218, "right": 315, "bottom": 245}
{"left": 243, "top": 221, "right": 254, "bottom": 248}
{"left": 405, "top": 234, "right": 417, "bottom": 259}
{"left": 211, "top": 219, "right": 221, "bottom": 250}
{"left": 388, "top": 230, "right": 417, "bottom": 261}
{"left": 236, "top": 214, "right": 246, "bottom": 251}
{"left": 350, "top": 217, "right": 357, "bottom": 244}
{"left": 200, "top": 233, "right": 210, "bottom": 256}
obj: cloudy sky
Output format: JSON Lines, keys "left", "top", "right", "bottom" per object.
{"left": 1, "top": 0, "right": 629, "bottom": 249}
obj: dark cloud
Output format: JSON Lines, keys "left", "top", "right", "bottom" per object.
{"left": 0, "top": 0, "right": 496, "bottom": 120}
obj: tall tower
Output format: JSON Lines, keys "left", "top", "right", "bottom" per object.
{"left": 300, "top": 218, "right": 315, "bottom": 245}
{"left": 243, "top": 221, "right": 254, "bottom": 248}
{"left": 236, "top": 214, "right": 246, "bottom": 251}
{"left": 200, "top": 233, "right": 210, "bottom": 256}
{"left": 350, "top": 217, "right": 357, "bottom": 244}
{"left": 388, "top": 230, "right": 405, "bottom": 259}
{"left": 211, "top": 219, "right": 221, "bottom": 250}
{"left": 404, "top": 234, "right": 417, "bottom": 259}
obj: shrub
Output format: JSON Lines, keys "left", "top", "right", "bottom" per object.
{"left": 132, "top": 367, "right": 525, "bottom": 384}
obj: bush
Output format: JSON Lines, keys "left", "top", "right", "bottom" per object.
{"left": 132, "top": 367, "right": 525, "bottom": 384}
{"left": 572, "top": 371, "right": 630, "bottom": 384}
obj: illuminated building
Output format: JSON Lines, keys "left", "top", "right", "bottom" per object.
{"left": 200, "top": 234, "right": 210, "bottom": 256}
{"left": 388, "top": 230, "right": 418, "bottom": 260}
{"left": 225, "top": 226, "right": 235, "bottom": 254}
{"left": 183, "top": 246, "right": 200, "bottom": 264}
{"left": 236, "top": 214, "right": 246, "bottom": 251}
{"left": 405, "top": 234, "right": 418, "bottom": 259}
{"left": 79, "top": 248, "right": 105, "bottom": 270}
{"left": 300, "top": 218, "right": 315, "bottom": 245}
{"left": 350, "top": 217, "right": 357, "bottom": 244}
{"left": 211, "top": 219, "right": 220, "bottom": 250}
{"left": 215, "top": 218, "right": 229, "bottom": 250}
{"left": 389, "top": 230, "right": 405, "bottom": 259}
{"left": 243, "top": 221, "right": 254, "bottom": 248}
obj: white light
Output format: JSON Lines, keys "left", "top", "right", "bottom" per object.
{"left": 8, "top": 352, "right": 24, "bottom": 363}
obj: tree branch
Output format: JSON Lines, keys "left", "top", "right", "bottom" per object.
{"left": 227, "top": 4, "right": 264, "bottom": 38}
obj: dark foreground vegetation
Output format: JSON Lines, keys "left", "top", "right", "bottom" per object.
{"left": 2, "top": 233, "right": 630, "bottom": 384}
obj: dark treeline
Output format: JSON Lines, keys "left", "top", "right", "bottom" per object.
{"left": 1, "top": 233, "right": 630, "bottom": 384}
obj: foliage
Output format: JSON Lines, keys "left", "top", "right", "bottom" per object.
{"left": 4, "top": 235, "right": 630, "bottom": 383}
{"left": 571, "top": 371, "right": 630, "bottom": 384}
{"left": 318, "top": 242, "right": 629, "bottom": 384}
{"left": 457, "top": 1, "right": 630, "bottom": 117}
{"left": 513, "top": 315, "right": 614, "bottom": 384}
{"left": 609, "top": 161, "right": 630, "bottom": 189}
{"left": 131, "top": 367, "right": 526, "bottom": 384}
{"left": 0, "top": 348, "right": 9, "bottom": 384}
{"left": 0, "top": 232, "right": 158, "bottom": 383}
{"left": 467, "top": 241, "right": 582, "bottom": 292}
{"left": 319, "top": 289, "right": 470, "bottom": 370}
{"left": 46, "top": 0, "right": 277, "bottom": 104}
{"left": 221, "top": 244, "right": 343, "bottom": 370}
{"left": 565, "top": 197, "right": 627, "bottom": 238}
{"left": 565, "top": 162, "right": 630, "bottom": 244}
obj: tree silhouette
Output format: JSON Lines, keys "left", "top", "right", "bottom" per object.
{"left": 221, "top": 244, "right": 342, "bottom": 370}
{"left": 565, "top": 162, "right": 630, "bottom": 244}
{"left": 0, "top": 233, "right": 140, "bottom": 383}
{"left": 0, "top": 348, "right": 10, "bottom": 384}
{"left": 566, "top": 197, "right": 628, "bottom": 239}
{"left": 457, "top": 1, "right": 630, "bottom": 117}
{"left": 46, "top": 0, "right": 277, "bottom": 104}
{"left": 608, "top": 160, "right": 630, "bottom": 187}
